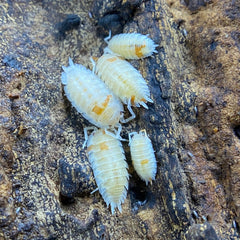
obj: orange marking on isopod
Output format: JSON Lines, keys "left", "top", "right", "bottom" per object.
{"left": 91, "top": 56, "right": 99, "bottom": 62}
{"left": 141, "top": 159, "right": 149, "bottom": 165}
{"left": 103, "top": 95, "right": 112, "bottom": 107}
{"left": 92, "top": 105, "right": 104, "bottom": 115}
{"left": 131, "top": 96, "right": 135, "bottom": 105}
{"left": 87, "top": 145, "right": 94, "bottom": 151}
{"left": 92, "top": 95, "right": 112, "bottom": 115}
{"left": 135, "top": 44, "right": 146, "bottom": 58}
{"left": 140, "top": 98, "right": 146, "bottom": 102}
{"left": 100, "top": 142, "right": 109, "bottom": 150}
{"left": 107, "top": 57, "right": 118, "bottom": 62}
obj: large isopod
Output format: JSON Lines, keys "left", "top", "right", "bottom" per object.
{"left": 129, "top": 130, "right": 157, "bottom": 185}
{"left": 94, "top": 54, "right": 153, "bottom": 114}
{"left": 87, "top": 129, "right": 129, "bottom": 214}
{"left": 61, "top": 58, "right": 124, "bottom": 129}
{"left": 104, "top": 32, "right": 158, "bottom": 59}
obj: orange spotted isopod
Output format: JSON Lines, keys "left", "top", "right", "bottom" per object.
{"left": 87, "top": 129, "right": 129, "bottom": 214}
{"left": 129, "top": 130, "right": 157, "bottom": 185}
{"left": 94, "top": 54, "right": 153, "bottom": 121}
{"left": 61, "top": 58, "right": 124, "bottom": 130}
{"left": 104, "top": 32, "right": 158, "bottom": 59}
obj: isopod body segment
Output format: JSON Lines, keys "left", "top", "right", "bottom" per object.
{"left": 95, "top": 54, "right": 153, "bottom": 109}
{"left": 87, "top": 129, "right": 129, "bottom": 214}
{"left": 105, "top": 33, "right": 158, "bottom": 59}
{"left": 129, "top": 130, "right": 157, "bottom": 185}
{"left": 61, "top": 58, "right": 124, "bottom": 129}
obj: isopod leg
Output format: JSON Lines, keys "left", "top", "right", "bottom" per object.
{"left": 104, "top": 30, "right": 112, "bottom": 43}
{"left": 115, "top": 124, "right": 122, "bottom": 139}
{"left": 120, "top": 99, "right": 136, "bottom": 123}
{"left": 128, "top": 132, "right": 137, "bottom": 146}
{"left": 140, "top": 129, "right": 147, "bottom": 136}
{"left": 83, "top": 126, "right": 97, "bottom": 148}
{"left": 68, "top": 57, "right": 74, "bottom": 66}
{"left": 90, "top": 188, "right": 99, "bottom": 194}
{"left": 90, "top": 57, "right": 96, "bottom": 73}
{"left": 104, "top": 128, "right": 118, "bottom": 139}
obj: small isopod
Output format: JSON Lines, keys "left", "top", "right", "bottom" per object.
{"left": 104, "top": 32, "right": 158, "bottom": 59}
{"left": 129, "top": 130, "right": 157, "bottom": 185}
{"left": 87, "top": 129, "right": 129, "bottom": 214}
{"left": 61, "top": 58, "right": 124, "bottom": 129}
{"left": 94, "top": 54, "right": 153, "bottom": 116}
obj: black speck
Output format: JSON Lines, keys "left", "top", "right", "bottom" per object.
{"left": 59, "top": 193, "right": 75, "bottom": 205}
{"left": 210, "top": 41, "right": 218, "bottom": 51}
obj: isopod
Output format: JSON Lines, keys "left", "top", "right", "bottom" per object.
{"left": 129, "top": 130, "right": 157, "bottom": 185}
{"left": 104, "top": 32, "right": 158, "bottom": 59}
{"left": 61, "top": 58, "right": 124, "bottom": 130}
{"left": 94, "top": 54, "right": 153, "bottom": 113}
{"left": 87, "top": 129, "right": 129, "bottom": 214}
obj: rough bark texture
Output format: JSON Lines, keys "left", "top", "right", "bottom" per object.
{"left": 0, "top": 0, "right": 239, "bottom": 239}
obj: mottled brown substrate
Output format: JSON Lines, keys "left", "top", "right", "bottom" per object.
{"left": 168, "top": 0, "right": 240, "bottom": 239}
{"left": 0, "top": 0, "right": 239, "bottom": 239}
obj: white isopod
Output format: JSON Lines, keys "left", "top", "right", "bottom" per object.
{"left": 104, "top": 32, "right": 158, "bottom": 59}
{"left": 94, "top": 54, "right": 153, "bottom": 117}
{"left": 87, "top": 129, "right": 129, "bottom": 214}
{"left": 61, "top": 58, "right": 124, "bottom": 130}
{"left": 129, "top": 130, "right": 157, "bottom": 185}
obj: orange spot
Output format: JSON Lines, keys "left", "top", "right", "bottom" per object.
{"left": 100, "top": 142, "right": 109, "bottom": 150}
{"left": 107, "top": 57, "right": 117, "bottom": 62}
{"left": 92, "top": 105, "right": 104, "bottom": 115}
{"left": 87, "top": 145, "right": 94, "bottom": 152}
{"left": 135, "top": 44, "right": 146, "bottom": 58}
{"left": 91, "top": 56, "right": 99, "bottom": 61}
{"left": 140, "top": 98, "right": 146, "bottom": 102}
{"left": 141, "top": 159, "right": 149, "bottom": 165}
{"left": 103, "top": 95, "right": 112, "bottom": 107}
{"left": 131, "top": 96, "right": 135, "bottom": 105}
{"left": 92, "top": 95, "right": 112, "bottom": 115}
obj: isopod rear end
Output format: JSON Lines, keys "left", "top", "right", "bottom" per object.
{"left": 87, "top": 129, "right": 129, "bottom": 214}
{"left": 129, "top": 130, "right": 157, "bottom": 185}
